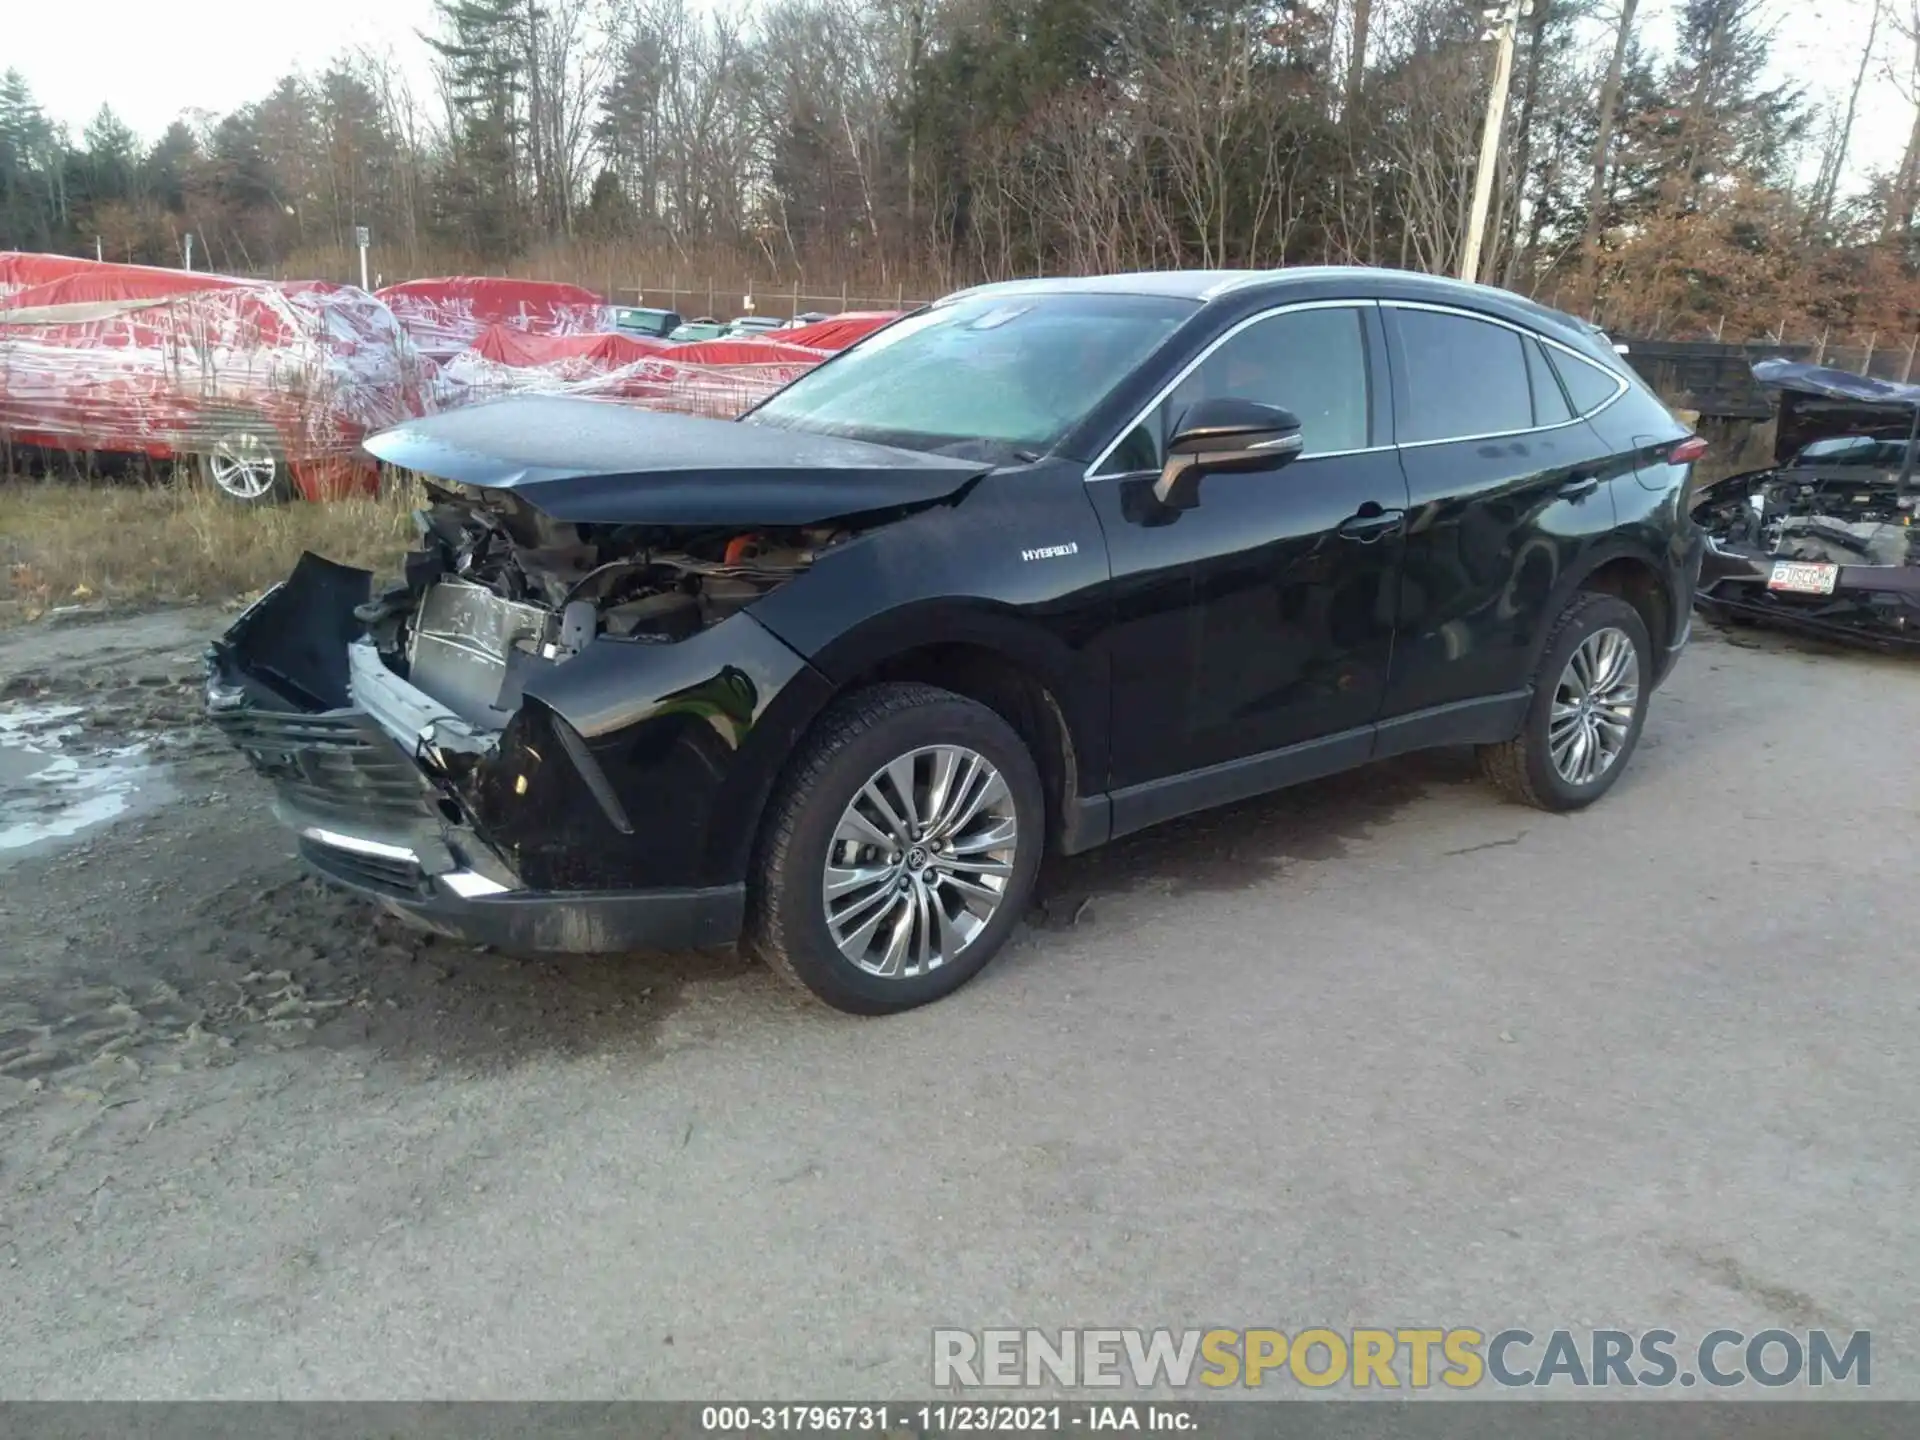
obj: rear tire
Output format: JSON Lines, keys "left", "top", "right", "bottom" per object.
{"left": 747, "top": 682, "right": 1045, "bottom": 1015}
{"left": 1480, "top": 592, "right": 1652, "bottom": 812}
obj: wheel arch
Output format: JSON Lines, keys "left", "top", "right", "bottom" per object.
{"left": 753, "top": 600, "right": 1109, "bottom": 865}
{"left": 190, "top": 402, "right": 297, "bottom": 503}
{"left": 1539, "top": 541, "right": 1675, "bottom": 681}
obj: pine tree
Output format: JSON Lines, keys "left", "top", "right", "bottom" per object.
{"left": 427, "top": 0, "right": 531, "bottom": 258}
{"left": 0, "top": 69, "right": 64, "bottom": 250}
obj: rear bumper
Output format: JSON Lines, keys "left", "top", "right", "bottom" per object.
{"left": 1649, "top": 527, "right": 1705, "bottom": 687}
{"left": 1658, "top": 612, "right": 1693, "bottom": 683}
{"left": 300, "top": 832, "right": 744, "bottom": 951}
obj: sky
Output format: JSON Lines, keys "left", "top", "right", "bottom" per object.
{"left": 11, "top": 0, "right": 443, "bottom": 138}
{"left": 7, "top": 0, "right": 1910, "bottom": 186}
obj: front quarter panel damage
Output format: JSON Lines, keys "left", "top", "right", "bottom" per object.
{"left": 471, "top": 613, "right": 834, "bottom": 891}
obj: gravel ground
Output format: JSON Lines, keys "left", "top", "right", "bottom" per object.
{"left": 0, "top": 608, "right": 1915, "bottom": 1400}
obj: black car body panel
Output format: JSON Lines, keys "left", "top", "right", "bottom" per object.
{"left": 365, "top": 398, "right": 988, "bottom": 526}
{"left": 210, "top": 268, "right": 1699, "bottom": 954}
{"left": 1694, "top": 359, "right": 1920, "bottom": 648}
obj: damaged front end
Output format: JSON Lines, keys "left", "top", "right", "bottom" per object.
{"left": 206, "top": 398, "right": 983, "bottom": 951}
{"left": 1695, "top": 359, "right": 1920, "bottom": 649}
{"left": 206, "top": 540, "right": 772, "bottom": 951}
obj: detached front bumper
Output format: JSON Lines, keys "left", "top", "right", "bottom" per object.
{"left": 207, "top": 557, "right": 745, "bottom": 953}
{"left": 1697, "top": 536, "right": 1920, "bottom": 648}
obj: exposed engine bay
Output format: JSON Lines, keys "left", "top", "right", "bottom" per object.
{"left": 1695, "top": 471, "right": 1917, "bottom": 568}
{"left": 357, "top": 479, "right": 849, "bottom": 726}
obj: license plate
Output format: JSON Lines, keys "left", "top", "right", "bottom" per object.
{"left": 1767, "top": 561, "right": 1839, "bottom": 595}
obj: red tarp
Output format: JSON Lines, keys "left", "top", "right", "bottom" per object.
{"left": 376, "top": 276, "right": 615, "bottom": 362}
{"left": 668, "top": 338, "right": 829, "bottom": 367}
{"left": 438, "top": 331, "right": 826, "bottom": 418}
{"left": 1, "top": 255, "right": 904, "bottom": 485}
{"left": 432, "top": 312, "right": 901, "bottom": 419}
{"left": 776, "top": 311, "right": 900, "bottom": 351}
{"left": 0, "top": 252, "right": 426, "bottom": 498}
{"left": 467, "top": 325, "right": 675, "bottom": 368}
{"left": 0, "top": 253, "right": 192, "bottom": 298}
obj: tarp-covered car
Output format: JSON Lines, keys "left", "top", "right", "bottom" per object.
{"left": 1695, "top": 358, "right": 1920, "bottom": 647}
{"left": 375, "top": 277, "right": 615, "bottom": 364}
{"left": 0, "top": 252, "right": 426, "bottom": 502}
{"left": 434, "top": 316, "right": 902, "bottom": 418}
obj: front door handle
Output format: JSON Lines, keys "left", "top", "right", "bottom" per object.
{"left": 1338, "top": 504, "right": 1406, "bottom": 542}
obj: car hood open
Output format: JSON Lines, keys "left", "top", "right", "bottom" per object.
{"left": 1752, "top": 357, "right": 1920, "bottom": 469}
{"left": 364, "top": 395, "right": 988, "bottom": 526}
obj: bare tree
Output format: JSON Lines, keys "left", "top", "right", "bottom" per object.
{"left": 1885, "top": 0, "right": 1920, "bottom": 239}
{"left": 1810, "top": 0, "right": 1883, "bottom": 230}
{"left": 1581, "top": 0, "right": 1640, "bottom": 261}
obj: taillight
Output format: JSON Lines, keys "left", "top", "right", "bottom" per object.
{"left": 1669, "top": 435, "right": 1711, "bottom": 465}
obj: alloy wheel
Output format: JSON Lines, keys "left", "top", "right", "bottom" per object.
{"left": 1549, "top": 626, "right": 1640, "bottom": 786}
{"left": 206, "top": 433, "right": 279, "bottom": 500}
{"left": 821, "top": 744, "right": 1020, "bottom": 979}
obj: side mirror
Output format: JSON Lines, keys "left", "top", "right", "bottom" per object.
{"left": 1154, "top": 399, "right": 1304, "bottom": 509}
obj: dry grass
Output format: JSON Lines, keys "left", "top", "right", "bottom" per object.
{"left": 2, "top": 475, "right": 418, "bottom": 624}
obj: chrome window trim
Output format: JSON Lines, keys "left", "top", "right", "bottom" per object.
{"left": 1381, "top": 299, "right": 1630, "bottom": 447}
{"left": 1083, "top": 299, "right": 1382, "bottom": 481}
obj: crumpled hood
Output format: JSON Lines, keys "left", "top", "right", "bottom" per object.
{"left": 364, "top": 395, "right": 988, "bottom": 526}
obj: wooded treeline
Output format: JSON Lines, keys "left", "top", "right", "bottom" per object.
{"left": 4, "top": 0, "right": 1920, "bottom": 339}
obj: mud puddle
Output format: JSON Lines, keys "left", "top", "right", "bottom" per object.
{"left": 0, "top": 699, "right": 177, "bottom": 862}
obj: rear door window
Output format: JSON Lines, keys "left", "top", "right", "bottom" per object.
{"left": 1392, "top": 308, "right": 1534, "bottom": 442}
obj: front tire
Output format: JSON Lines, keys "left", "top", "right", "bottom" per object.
{"left": 747, "top": 683, "right": 1045, "bottom": 1015}
{"left": 1480, "top": 592, "right": 1652, "bottom": 812}
{"left": 195, "top": 422, "right": 291, "bottom": 505}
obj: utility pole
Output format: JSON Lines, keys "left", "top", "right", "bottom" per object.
{"left": 1459, "top": 0, "right": 1530, "bottom": 285}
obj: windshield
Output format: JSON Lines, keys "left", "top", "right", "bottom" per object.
{"left": 746, "top": 292, "right": 1196, "bottom": 459}
{"left": 1793, "top": 435, "right": 1911, "bottom": 467}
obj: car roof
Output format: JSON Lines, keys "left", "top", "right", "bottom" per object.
{"left": 953, "top": 266, "right": 1528, "bottom": 303}
{"left": 948, "top": 267, "right": 1607, "bottom": 358}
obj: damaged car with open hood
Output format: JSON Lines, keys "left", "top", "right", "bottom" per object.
{"left": 1695, "top": 358, "right": 1920, "bottom": 647}
{"left": 208, "top": 269, "right": 1704, "bottom": 1014}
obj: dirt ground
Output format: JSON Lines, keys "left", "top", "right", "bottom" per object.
{"left": 2, "top": 605, "right": 1917, "bottom": 1399}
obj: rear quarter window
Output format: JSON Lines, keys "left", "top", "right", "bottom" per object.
{"left": 1546, "top": 346, "right": 1627, "bottom": 417}
{"left": 1524, "top": 337, "right": 1573, "bottom": 426}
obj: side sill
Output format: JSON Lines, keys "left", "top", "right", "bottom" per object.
{"left": 1106, "top": 726, "right": 1376, "bottom": 842}
{"left": 1371, "top": 692, "right": 1530, "bottom": 761}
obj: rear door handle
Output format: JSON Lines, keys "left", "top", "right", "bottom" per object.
{"left": 1338, "top": 505, "right": 1406, "bottom": 542}
{"left": 1559, "top": 473, "right": 1601, "bottom": 499}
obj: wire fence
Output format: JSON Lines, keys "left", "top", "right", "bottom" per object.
{"left": 615, "top": 279, "right": 929, "bottom": 321}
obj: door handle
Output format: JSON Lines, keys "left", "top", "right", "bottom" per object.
{"left": 1559, "top": 473, "right": 1601, "bottom": 499}
{"left": 1338, "top": 505, "right": 1405, "bottom": 542}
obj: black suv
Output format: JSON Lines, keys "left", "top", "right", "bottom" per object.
{"left": 209, "top": 268, "right": 1704, "bottom": 1013}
